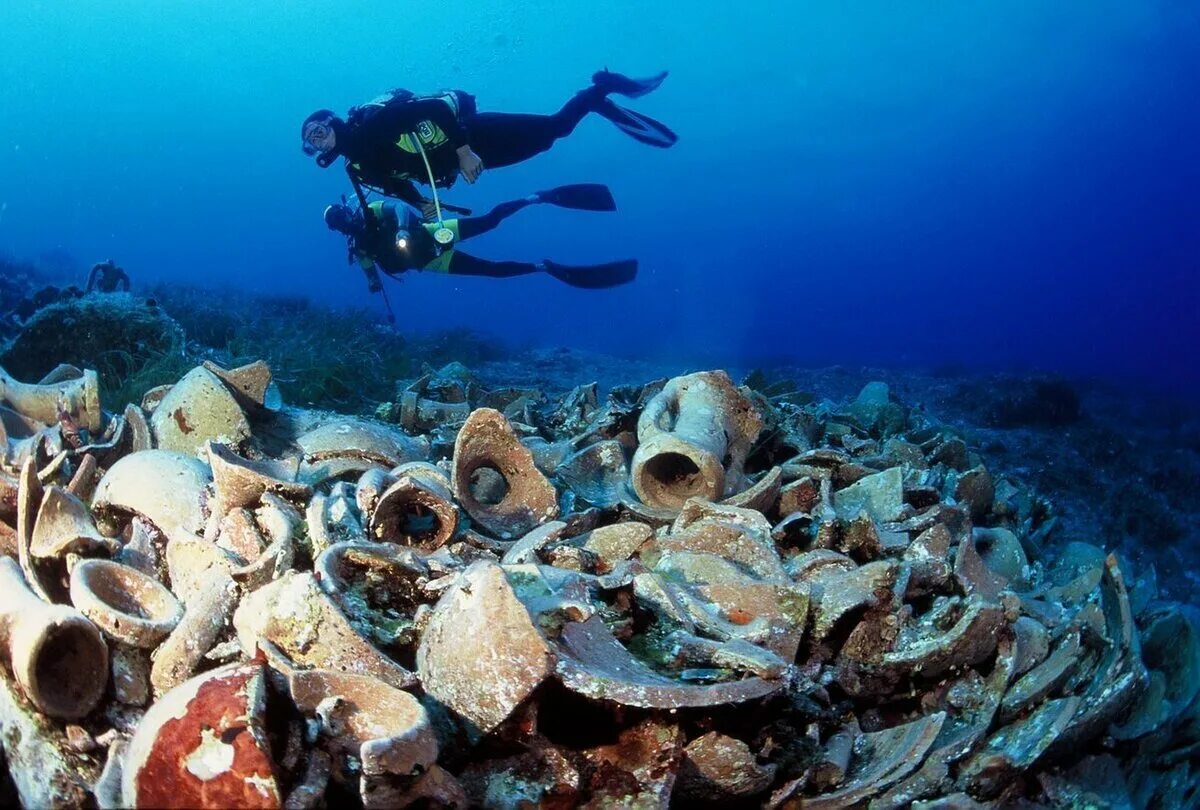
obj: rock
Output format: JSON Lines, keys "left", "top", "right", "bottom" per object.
{"left": 417, "top": 561, "right": 555, "bottom": 734}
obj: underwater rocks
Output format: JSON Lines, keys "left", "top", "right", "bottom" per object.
{"left": 0, "top": 358, "right": 1196, "bottom": 808}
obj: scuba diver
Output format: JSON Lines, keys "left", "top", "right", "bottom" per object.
{"left": 323, "top": 184, "right": 636, "bottom": 304}
{"left": 301, "top": 70, "right": 676, "bottom": 210}
{"left": 86, "top": 259, "right": 130, "bottom": 293}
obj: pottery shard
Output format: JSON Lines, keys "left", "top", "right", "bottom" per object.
{"left": 417, "top": 560, "right": 555, "bottom": 734}
{"left": 123, "top": 662, "right": 282, "bottom": 808}
{"left": 804, "top": 712, "right": 947, "bottom": 809}
{"left": 451, "top": 408, "right": 560, "bottom": 539}
{"left": 151, "top": 366, "right": 251, "bottom": 456}
{"left": 553, "top": 614, "right": 784, "bottom": 709}
{"left": 677, "top": 731, "right": 775, "bottom": 801}
{"left": 833, "top": 466, "right": 905, "bottom": 523}
{"left": 234, "top": 572, "right": 415, "bottom": 689}
{"left": 578, "top": 720, "right": 683, "bottom": 809}
{"left": 289, "top": 670, "right": 438, "bottom": 778}
{"left": 92, "top": 450, "right": 212, "bottom": 547}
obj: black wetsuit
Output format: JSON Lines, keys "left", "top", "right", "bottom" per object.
{"left": 87, "top": 262, "right": 130, "bottom": 293}
{"left": 349, "top": 199, "right": 545, "bottom": 282}
{"left": 338, "top": 88, "right": 606, "bottom": 207}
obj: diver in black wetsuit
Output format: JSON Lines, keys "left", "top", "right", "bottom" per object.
{"left": 86, "top": 259, "right": 130, "bottom": 293}
{"left": 323, "top": 184, "right": 637, "bottom": 290}
{"left": 301, "top": 70, "right": 676, "bottom": 210}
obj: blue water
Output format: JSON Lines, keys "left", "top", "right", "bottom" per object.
{"left": 2, "top": 2, "right": 1198, "bottom": 393}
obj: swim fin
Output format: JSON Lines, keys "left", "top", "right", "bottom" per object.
{"left": 535, "top": 184, "right": 617, "bottom": 212}
{"left": 596, "top": 100, "right": 678, "bottom": 148}
{"left": 543, "top": 259, "right": 638, "bottom": 289}
{"left": 592, "top": 69, "right": 668, "bottom": 99}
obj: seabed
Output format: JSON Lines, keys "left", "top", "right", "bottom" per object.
{"left": 0, "top": 274, "right": 1197, "bottom": 807}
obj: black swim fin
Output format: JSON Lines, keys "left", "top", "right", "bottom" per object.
{"left": 596, "top": 100, "right": 678, "bottom": 148}
{"left": 543, "top": 259, "right": 638, "bottom": 289}
{"left": 592, "top": 69, "right": 668, "bottom": 99}
{"left": 535, "top": 184, "right": 617, "bottom": 212}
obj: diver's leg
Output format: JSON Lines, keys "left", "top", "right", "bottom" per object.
{"left": 444, "top": 252, "right": 543, "bottom": 278}
{"left": 456, "top": 197, "right": 539, "bottom": 241}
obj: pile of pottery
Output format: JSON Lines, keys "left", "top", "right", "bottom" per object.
{"left": 1, "top": 360, "right": 1196, "bottom": 807}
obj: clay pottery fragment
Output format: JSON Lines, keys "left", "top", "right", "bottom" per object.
{"left": 1011, "top": 615, "right": 1051, "bottom": 678}
{"left": 416, "top": 560, "right": 555, "bottom": 734}
{"left": 803, "top": 713, "right": 946, "bottom": 809}
{"left": 399, "top": 390, "right": 471, "bottom": 432}
{"left": 555, "top": 439, "right": 629, "bottom": 509}
{"left": 151, "top": 573, "right": 240, "bottom": 697}
{"left": 230, "top": 493, "right": 298, "bottom": 590}
{"left": 578, "top": 522, "right": 654, "bottom": 568}
{"left": 166, "top": 537, "right": 237, "bottom": 605}
{"left": 66, "top": 451, "right": 99, "bottom": 500}
{"left": 122, "top": 661, "right": 283, "bottom": 808}
{"left": 235, "top": 571, "right": 416, "bottom": 689}
{"left": 0, "top": 364, "right": 102, "bottom": 433}
{"left": 955, "top": 527, "right": 1028, "bottom": 599}
{"left": 70, "top": 558, "right": 183, "bottom": 647}
{"left": 501, "top": 521, "right": 568, "bottom": 565}
{"left": 215, "top": 508, "right": 268, "bottom": 564}
{"left": 370, "top": 465, "right": 459, "bottom": 549}
{"left": 207, "top": 441, "right": 310, "bottom": 515}
{"left": 779, "top": 475, "right": 821, "bottom": 516}
{"left": 202, "top": 359, "right": 280, "bottom": 412}
{"left": 92, "top": 450, "right": 212, "bottom": 547}
{"left": 305, "top": 490, "right": 366, "bottom": 556}
{"left": 141, "top": 384, "right": 173, "bottom": 412}
{"left": 150, "top": 366, "right": 251, "bottom": 456}
{"left": 808, "top": 560, "right": 902, "bottom": 643}
{"left": 960, "top": 697, "right": 1080, "bottom": 799}
{"left": 722, "top": 465, "right": 782, "bottom": 513}
{"left": 289, "top": 669, "right": 438, "bottom": 778}
{"left": 31, "top": 484, "right": 119, "bottom": 559}
{"left": 124, "top": 403, "right": 154, "bottom": 452}
{"left": 631, "top": 371, "right": 763, "bottom": 510}
{"left": 553, "top": 614, "right": 784, "bottom": 709}
{"left": 313, "top": 542, "right": 433, "bottom": 645}
{"left": 356, "top": 467, "right": 393, "bottom": 517}
{"left": 1045, "top": 555, "right": 1148, "bottom": 758}
{"left": 833, "top": 466, "right": 905, "bottom": 523}
{"left": 650, "top": 498, "right": 785, "bottom": 581}
{"left": 297, "top": 418, "right": 430, "bottom": 485}
{"left": 677, "top": 731, "right": 775, "bottom": 802}
{"left": 451, "top": 408, "right": 559, "bottom": 539}
{"left": 14, "top": 456, "right": 58, "bottom": 602}
{"left": 904, "top": 523, "right": 953, "bottom": 595}
{"left": 785, "top": 549, "right": 857, "bottom": 583}
{"left": 0, "top": 557, "right": 109, "bottom": 719}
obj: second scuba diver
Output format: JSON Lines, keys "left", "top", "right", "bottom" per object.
{"left": 301, "top": 70, "right": 676, "bottom": 209}
{"left": 324, "top": 184, "right": 637, "bottom": 292}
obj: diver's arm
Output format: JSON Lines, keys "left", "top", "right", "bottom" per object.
{"left": 85, "top": 266, "right": 100, "bottom": 292}
{"left": 115, "top": 270, "right": 130, "bottom": 292}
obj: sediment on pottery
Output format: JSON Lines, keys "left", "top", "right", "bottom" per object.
{"left": 630, "top": 371, "right": 763, "bottom": 511}
{"left": 0, "top": 365, "right": 103, "bottom": 434}
{"left": 451, "top": 408, "right": 559, "bottom": 539}
{"left": 0, "top": 557, "right": 109, "bottom": 719}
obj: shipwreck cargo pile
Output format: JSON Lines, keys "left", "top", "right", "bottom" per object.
{"left": 0, "top": 359, "right": 1196, "bottom": 808}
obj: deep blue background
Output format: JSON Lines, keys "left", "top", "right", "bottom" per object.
{"left": 2, "top": 2, "right": 1197, "bottom": 393}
